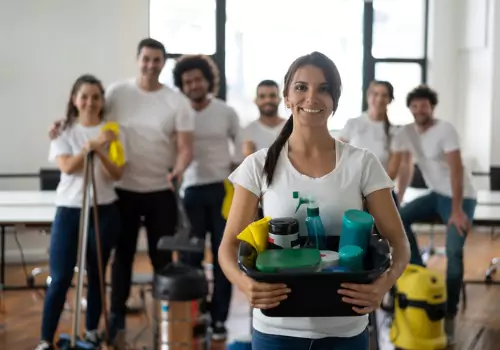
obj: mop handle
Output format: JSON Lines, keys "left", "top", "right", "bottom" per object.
{"left": 71, "top": 151, "right": 93, "bottom": 347}
{"left": 89, "top": 155, "right": 111, "bottom": 344}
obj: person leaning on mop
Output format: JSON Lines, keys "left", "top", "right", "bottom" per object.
{"left": 219, "top": 52, "right": 411, "bottom": 349}
{"left": 35, "top": 74, "right": 126, "bottom": 350}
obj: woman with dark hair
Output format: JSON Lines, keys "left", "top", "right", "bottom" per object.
{"left": 219, "top": 52, "right": 410, "bottom": 349}
{"left": 35, "top": 74, "right": 126, "bottom": 350}
{"left": 339, "top": 81, "right": 402, "bottom": 181}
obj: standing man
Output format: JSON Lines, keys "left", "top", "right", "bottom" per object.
{"left": 396, "top": 85, "right": 476, "bottom": 345}
{"left": 241, "top": 80, "right": 286, "bottom": 157}
{"left": 48, "top": 38, "right": 195, "bottom": 349}
{"left": 172, "top": 54, "right": 242, "bottom": 341}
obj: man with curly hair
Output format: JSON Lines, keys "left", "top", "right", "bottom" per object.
{"left": 173, "top": 54, "right": 243, "bottom": 341}
{"left": 395, "top": 85, "right": 476, "bottom": 345}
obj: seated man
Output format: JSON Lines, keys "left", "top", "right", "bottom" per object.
{"left": 396, "top": 85, "right": 476, "bottom": 345}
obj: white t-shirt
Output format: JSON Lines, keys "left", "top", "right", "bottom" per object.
{"left": 242, "top": 119, "right": 286, "bottom": 151}
{"left": 338, "top": 114, "right": 402, "bottom": 170}
{"left": 48, "top": 122, "right": 125, "bottom": 207}
{"left": 181, "top": 98, "right": 243, "bottom": 189}
{"left": 105, "top": 79, "right": 195, "bottom": 192}
{"left": 228, "top": 140, "right": 394, "bottom": 339}
{"left": 395, "top": 120, "right": 476, "bottom": 199}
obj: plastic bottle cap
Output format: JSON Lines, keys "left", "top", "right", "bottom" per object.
{"left": 268, "top": 217, "right": 299, "bottom": 235}
{"left": 339, "top": 245, "right": 364, "bottom": 258}
{"left": 342, "top": 209, "right": 374, "bottom": 231}
{"left": 319, "top": 250, "right": 339, "bottom": 268}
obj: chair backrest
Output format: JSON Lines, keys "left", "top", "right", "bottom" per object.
{"left": 490, "top": 167, "right": 500, "bottom": 190}
{"left": 410, "top": 164, "right": 427, "bottom": 189}
{"left": 39, "top": 168, "right": 60, "bottom": 190}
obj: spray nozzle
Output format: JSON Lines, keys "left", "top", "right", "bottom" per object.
{"left": 293, "top": 191, "right": 316, "bottom": 213}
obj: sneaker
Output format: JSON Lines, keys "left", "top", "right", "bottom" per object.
{"left": 210, "top": 321, "right": 227, "bottom": 341}
{"left": 34, "top": 341, "right": 53, "bottom": 350}
{"left": 83, "top": 329, "right": 101, "bottom": 346}
{"left": 445, "top": 316, "right": 456, "bottom": 345}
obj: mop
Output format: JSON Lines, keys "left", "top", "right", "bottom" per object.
{"left": 58, "top": 151, "right": 112, "bottom": 350}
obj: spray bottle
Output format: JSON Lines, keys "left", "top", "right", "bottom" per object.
{"left": 293, "top": 192, "right": 328, "bottom": 250}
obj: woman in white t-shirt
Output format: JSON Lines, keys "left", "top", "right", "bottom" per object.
{"left": 339, "top": 81, "right": 402, "bottom": 181}
{"left": 219, "top": 52, "right": 410, "bottom": 349}
{"left": 36, "top": 75, "right": 126, "bottom": 350}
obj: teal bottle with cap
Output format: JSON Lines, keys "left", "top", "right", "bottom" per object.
{"left": 339, "top": 209, "right": 374, "bottom": 253}
{"left": 339, "top": 245, "right": 364, "bottom": 272}
{"left": 293, "top": 192, "right": 328, "bottom": 250}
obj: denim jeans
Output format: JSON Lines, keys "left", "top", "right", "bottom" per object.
{"left": 179, "top": 182, "right": 231, "bottom": 324}
{"left": 40, "top": 203, "right": 119, "bottom": 343}
{"left": 252, "top": 329, "right": 369, "bottom": 350}
{"left": 399, "top": 191, "right": 476, "bottom": 316}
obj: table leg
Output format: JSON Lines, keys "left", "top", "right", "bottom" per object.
{"left": 0, "top": 225, "right": 5, "bottom": 317}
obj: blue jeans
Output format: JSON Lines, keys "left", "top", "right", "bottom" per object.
{"left": 41, "top": 203, "right": 119, "bottom": 343}
{"left": 399, "top": 191, "right": 476, "bottom": 316}
{"left": 179, "top": 182, "right": 231, "bottom": 323}
{"left": 252, "top": 329, "right": 369, "bottom": 350}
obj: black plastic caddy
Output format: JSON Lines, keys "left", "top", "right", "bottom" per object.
{"left": 238, "top": 234, "right": 391, "bottom": 317}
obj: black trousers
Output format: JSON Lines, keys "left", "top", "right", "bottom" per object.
{"left": 180, "top": 182, "right": 232, "bottom": 324}
{"left": 110, "top": 188, "right": 177, "bottom": 330}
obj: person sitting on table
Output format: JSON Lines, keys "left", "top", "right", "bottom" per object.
{"left": 396, "top": 84, "right": 476, "bottom": 345}
{"left": 35, "top": 74, "right": 126, "bottom": 350}
{"left": 218, "top": 51, "right": 410, "bottom": 350}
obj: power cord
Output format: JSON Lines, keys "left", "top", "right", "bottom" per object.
{"left": 13, "top": 229, "right": 46, "bottom": 300}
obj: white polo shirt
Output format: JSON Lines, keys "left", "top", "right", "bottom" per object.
{"left": 229, "top": 140, "right": 394, "bottom": 339}
{"left": 105, "top": 79, "right": 195, "bottom": 192}
{"left": 395, "top": 120, "right": 476, "bottom": 199}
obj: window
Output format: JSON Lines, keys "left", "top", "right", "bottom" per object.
{"left": 375, "top": 62, "right": 422, "bottom": 125}
{"left": 225, "top": 0, "right": 364, "bottom": 129}
{"left": 158, "top": 58, "right": 178, "bottom": 89}
{"left": 149, "top": 0, "right": 216, "bottom": 55}
{"left": 372, "top": 0, "right": 426, "bottom": 58}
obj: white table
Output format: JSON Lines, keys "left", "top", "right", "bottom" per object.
{"left": 0, "top": 204, "right": 55, "bottom": 291}
{"left": 0, "top": 191, "right": 56, "bottom": 207}
{"left": 403, "top": 188, "right": 500, "bottom": 206}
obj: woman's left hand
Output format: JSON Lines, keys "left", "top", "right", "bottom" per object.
{"left": 338, "top": 272, "right": 394, "bottom": 314}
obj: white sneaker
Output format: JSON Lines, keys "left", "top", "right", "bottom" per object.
{"left": 34, "top": 341, "right": 53, "bottom": 350}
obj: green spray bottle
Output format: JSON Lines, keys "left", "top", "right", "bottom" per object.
{"left": 293, "top": 192, "right": 328, "bottom": 250}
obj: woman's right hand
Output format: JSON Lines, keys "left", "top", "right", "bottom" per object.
{"left": 239, "top": 274, "right": 290, "bottom": 309}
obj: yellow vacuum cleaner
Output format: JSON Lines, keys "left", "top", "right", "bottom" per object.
{"left": 390, "top": 264, "right": 447, "bottom": 350}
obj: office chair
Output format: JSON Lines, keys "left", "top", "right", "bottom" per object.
{"left": 485, "top": 167, "right": 500, "bottom": 282}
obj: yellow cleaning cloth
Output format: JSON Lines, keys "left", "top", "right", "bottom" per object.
{"left": 101, "top": 121, "right": 125, "bottom": 166}
{"left": 221, "top": 179, "right": 234, "bottom": 220}
{"left": 237, "top": 216, "right": 271, "bottom": 253}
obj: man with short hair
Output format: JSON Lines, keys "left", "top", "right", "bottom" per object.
{"left": 241, "top": 80, "right": 286, "bottom": 157}
{"left": 172, "top": 54, "right": 243, "bottom": 341}
{"left": 396, "top": 84, "right": 476, "bottom": 345}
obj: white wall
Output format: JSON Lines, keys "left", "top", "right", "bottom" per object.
{"left": 428, "top": 0, "right": 499, "bottom": 172}
{"left": 0, "top": 0, "right": 149, "bottom": 186}
{"left": 1, "top": 0, "right": 150, "bottom": 264}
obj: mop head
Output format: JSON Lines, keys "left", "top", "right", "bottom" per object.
{"left": 57, "top": 333, "right": 100, "bottom": 349}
